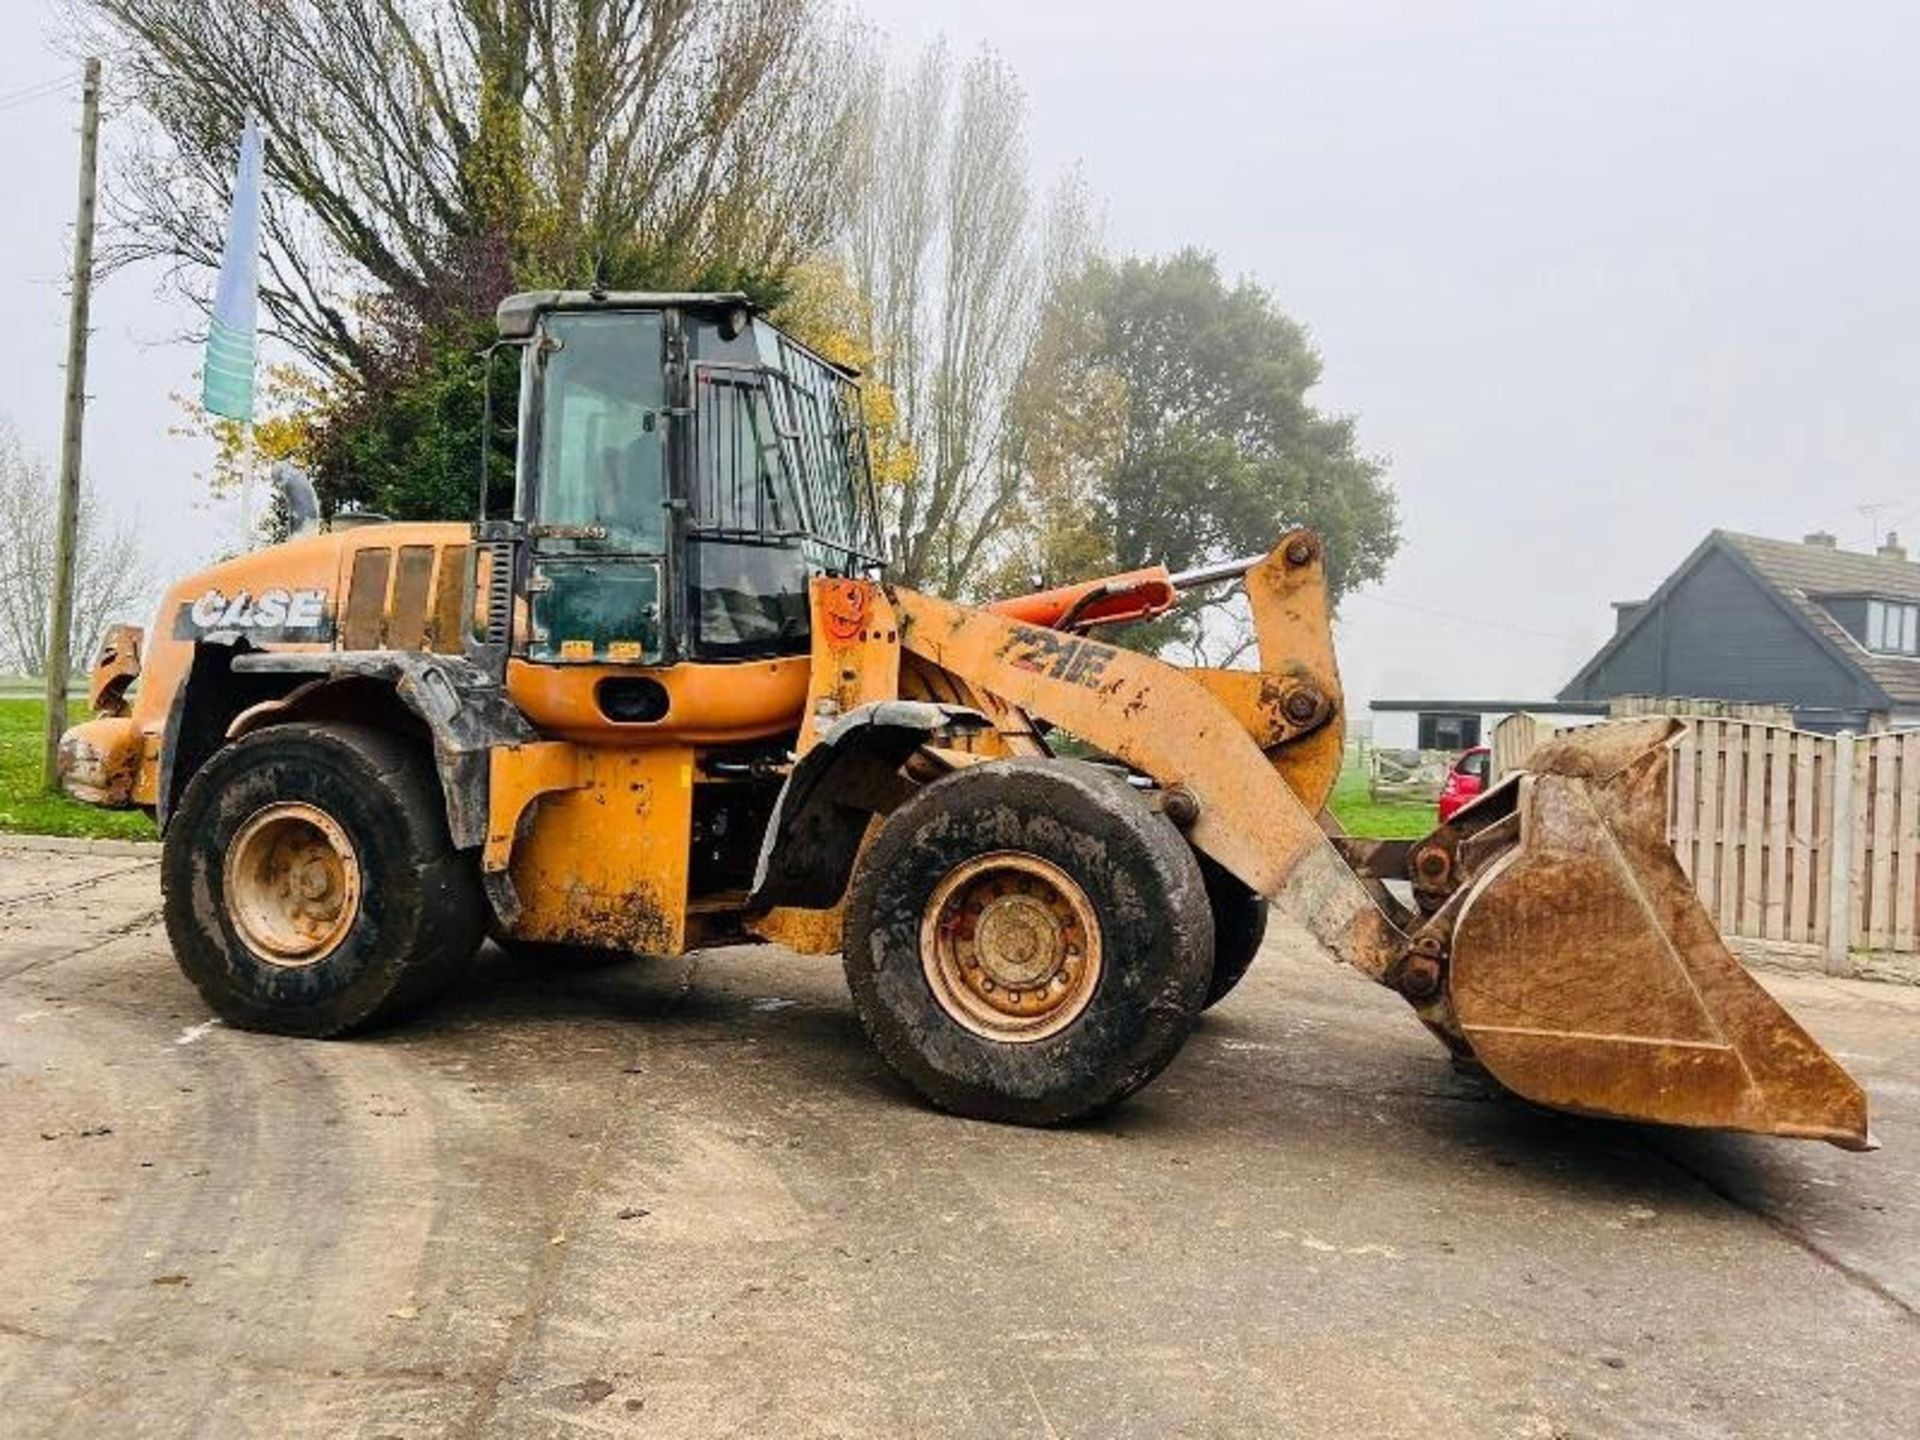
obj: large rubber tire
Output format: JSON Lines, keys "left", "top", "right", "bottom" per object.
{"left": 1199, "top": 855, "right": 1270, "bottom": 1010}
{"left": 843, "top": 759, "right": 1214, "bottom": 1125}
{"left": 162, "top": 722, "right": 484, "bottom": 1037}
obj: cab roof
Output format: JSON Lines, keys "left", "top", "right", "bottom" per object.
{"left": 495, "top": 290, "right": 756, "bottom": 340}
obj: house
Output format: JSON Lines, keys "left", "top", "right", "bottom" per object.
{"left": 1560, "top": 530, "right": 1920, "bottom": 733}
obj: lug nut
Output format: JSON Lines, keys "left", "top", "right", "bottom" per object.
{"left": 1283, "top": 689, "right": 1321, "bottom": 724}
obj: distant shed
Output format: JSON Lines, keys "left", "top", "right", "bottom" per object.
{"left": 1366, "top": 699, "right": 1608, "bottom": 753}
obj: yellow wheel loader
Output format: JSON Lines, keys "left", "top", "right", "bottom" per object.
{"left": 59, "top": 291, "right": 1871, "bottom": 1145}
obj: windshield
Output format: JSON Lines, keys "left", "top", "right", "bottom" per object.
{"left": 533, "top": 312, "right": 666, "bottom": 552}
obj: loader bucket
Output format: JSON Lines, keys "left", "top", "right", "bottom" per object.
{"left": 1438, "top": 720, "right": 1873, "bottom": 1149}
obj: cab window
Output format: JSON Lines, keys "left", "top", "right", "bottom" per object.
{"left": 533, "top": 312, "right": 666, "bottom": 553}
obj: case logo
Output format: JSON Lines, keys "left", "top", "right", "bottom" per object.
{"left": 186, "top": 587, "right": 330, "bottom": 632}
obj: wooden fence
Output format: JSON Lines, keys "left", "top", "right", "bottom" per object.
{"left": 1365, "top": 745, "right": 1451, "bottom": 803}
{"left": 1490, "top": 714, "right": 1920, "bottom": 983}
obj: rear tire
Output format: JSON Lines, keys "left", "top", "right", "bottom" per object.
{"left": 843, "top": 759, "right": 1213, "bottom": 1125}
{"left": 161, "top": 722, "right": 483, "bottom": 1037}
{"left": 1199, "top": 855, "right": 1269, "bottom": 1009}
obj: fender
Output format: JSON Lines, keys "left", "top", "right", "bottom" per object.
{"left": 156, "top": 642, "right": 306, "bottom": 830}
{"left": 749, "top": 700, "right": 989, "bottom": 910}
{"left": 228, "top": 649, "right": 538, "bottom": 849}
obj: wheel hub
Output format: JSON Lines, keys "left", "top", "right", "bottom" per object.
{"left": 224, "top": 802, "right": 361, "bottom": 967}
{"left": 921, "top": 852, "right": 1103, "bottom": 1042}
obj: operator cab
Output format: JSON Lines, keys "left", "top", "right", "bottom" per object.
{"left": 488, "top": 290, "right": 882, "bottom": 670}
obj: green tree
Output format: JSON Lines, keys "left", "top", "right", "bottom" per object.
{"left": 1004, "top": 249, "right": 1397, "bottom": 657}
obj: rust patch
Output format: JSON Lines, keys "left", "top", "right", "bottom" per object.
{"left": 56, "top": 716, "right": 142, "bottom": 806}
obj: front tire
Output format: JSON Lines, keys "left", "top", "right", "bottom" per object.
{"left": 162, "top": 721, "right": 483, "bottom": 1037}
{"left": 843, "top": 759, "right": 1214, "bottom": 1125}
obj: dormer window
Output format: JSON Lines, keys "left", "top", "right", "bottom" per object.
{"left": 1866, "top": 599, "right": 1919, "bottom": 655}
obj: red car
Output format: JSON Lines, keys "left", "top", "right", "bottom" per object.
{"left": 1437, "top": 745, "right": 1492, "bottom": 823}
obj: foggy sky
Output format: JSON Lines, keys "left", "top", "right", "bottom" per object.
{"left": 4, "top": 0, "right": 1918, "bottom": 716}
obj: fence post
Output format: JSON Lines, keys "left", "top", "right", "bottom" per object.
{"left": 1825, "top": 731, "right": 1856, "bottom": 976}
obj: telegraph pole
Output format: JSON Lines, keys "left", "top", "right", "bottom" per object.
{"left": 42, "top": 57, "right": 102, "bottom": 792}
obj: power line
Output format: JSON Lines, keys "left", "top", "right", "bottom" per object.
{"left": 0, "top": 73, "right": 83, "bottom": 114}
{"left": 1346, "top": 592, "right": 1582, "bottom": 644}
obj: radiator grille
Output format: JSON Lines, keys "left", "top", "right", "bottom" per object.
{"left": 484, "top": 540, "right": 514, "bottom": 647}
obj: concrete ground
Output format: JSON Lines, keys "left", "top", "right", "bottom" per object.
{"left": 2, "top": 839, "right": 1918, "bottom": 1440}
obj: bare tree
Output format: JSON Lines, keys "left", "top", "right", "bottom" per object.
{"left": 73, "top": 0, "right": 873, "bottom": 377}
{"left": 0, "top": 423, "right": 149, "bottom": 678}
{"left": 978, "top": 171, "right": 1112, "bottom": 595}
{"left": 844, "top": 45, "right": 1045, "bottom": 593}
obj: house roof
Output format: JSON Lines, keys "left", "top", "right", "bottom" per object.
{"left": 1560, "top": 530, "right": 1920, "bottom": 709}
{"left": 1719, "top": 533, "right": 1920, "bottom": 706}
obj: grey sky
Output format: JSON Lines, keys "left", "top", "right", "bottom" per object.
{"left": 5, "top": 0, "right": 1918, "bottom": 715}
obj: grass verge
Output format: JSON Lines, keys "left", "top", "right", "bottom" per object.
{"left": 1326, "top": 760, "right": 1435, "bottom": 840}
{"left": 0, "top": 698, "right": 157, "bottom": 841}
{"left": 3, "top": 695, "right": 1428, "bottom": 847}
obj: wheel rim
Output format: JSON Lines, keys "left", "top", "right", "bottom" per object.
{"left": 920, "top": 851, "right": 1103, "bottom": 1042}
{"left": 224, "top": 802, "right": 361, "bottom": 967}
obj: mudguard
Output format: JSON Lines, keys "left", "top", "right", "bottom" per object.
{"left": 750, "top": 701, "right": 988, "bottom": 910}
{"left": 228, "top": 649, "right": 538, "bottom": 850}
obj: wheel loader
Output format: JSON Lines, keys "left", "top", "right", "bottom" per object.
{"left": 59, "top": 289, "right": 1871, "bottom": 1145}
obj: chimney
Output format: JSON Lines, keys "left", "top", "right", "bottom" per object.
{"left": 1880, "top": 531, "right": 1908, "bottom": 563}
{"left": 1803, "top": 531, "right": 1838, "bottom": 549}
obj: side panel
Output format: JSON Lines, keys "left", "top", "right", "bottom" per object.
{"left": 798, "top": 578, "right": 903, "bottom": 755}
{"left": 504, "top": 745, "right": 695, "bottom": 955}
{"left": 336, "top": 531, "right": 471, "bottom": 654}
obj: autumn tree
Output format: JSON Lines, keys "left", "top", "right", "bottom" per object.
{"left": 981, "top": 176, "right": 1114, "bottom": 594}
{"left": 772, "top": 257, "right": 916, "bottom": 494}
{"left": 81, "top": 0, "right": 870, "bottom": 374}
{"left": 78, "top": 0, "right": 874, "bottom": 522}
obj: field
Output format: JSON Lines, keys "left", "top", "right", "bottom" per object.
{"left": 0, "top": 698, "right": 156, "bottom": 841}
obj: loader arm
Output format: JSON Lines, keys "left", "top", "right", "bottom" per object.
{"left": 880, "top": 535, "right": 1871, "bottom": 1151}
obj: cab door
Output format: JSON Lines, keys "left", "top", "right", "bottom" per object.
{"left": 523, "top": 310, "right": 671, "bottom": 666}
